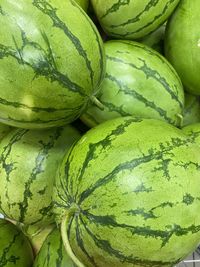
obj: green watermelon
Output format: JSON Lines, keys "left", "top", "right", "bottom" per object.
{"left": 182, "top": 123, "right": 200, "bottom": 141}
{"left": 75, "top": 0, "right": 89, "bottom": 12}
{"left": 183, "top": 93, "right": 200, "bottom": 127}
{"left": 165, "top": 0, "right": 200, "bottom": 95}
{"left": 81, "top": 40, "right": 184, "bottom": 128}
{"left": 53, "top": 117, "right": 200, "bottom": 267}
{"left": 90, "top": 0, "right": 180, "bottom": 39}
{"left": 33, "top": 227, "right": 75, "bottom": 267}
{"left": 0, "top": 219, "right": 34, "bottom": 267}
{"left": 0, "top": 0, "right": 105, "bottom": 129}
{"left": 0, "top": 125, "right": 80, "bottom": 227}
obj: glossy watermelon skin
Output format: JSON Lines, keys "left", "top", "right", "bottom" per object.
{"left": 81, "top": 40, "right": 184, "bottom": 128}
{"left": 165, "top": 0, "right": 200, "bottom": 95}
{"left": 54, "top": 117, "right": 200, "bottom": 267}
{"left": 33, "top": 227, "right": 75, "bottom": 267}
{"left": 90, "top": 0, "right": 180, "bottom": 39}
{"left": 0, "top": 0, "right": 105, "bottom": 129}
{"left": 0, "top": 219, "right": 34, "bottom": 267}
{"left": 0, "top": 125, "right": 80, "bottom": 227}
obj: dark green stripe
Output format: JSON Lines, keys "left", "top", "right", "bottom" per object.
{"left": 109, "top": 0, "right": 159, "bottom": 28}
{"left": 78, "top": 136, "right": 191, "bottom": 205}
{"left": 0, "top": 97, "right": 82, "bottom": 113}
{"left": 106, "top": 72, "right": 174, "bottom": 124}
{"left": 125, "top": 208, "right": 158, "bottom": 220}
{"left": 74, "top": 215, "right": 97, "bottom": 266}
{"left": 108, "top": 0, "right": 177, "bottom": 37}
{"left": 82, "top": 210, "right": 200, "bottom": 247}
{"left": 100, "top": 100, "right": 131, "bottom": 116}
{"left": 76, "top": 2, "right": 105, "bottom": 89}
{"left": 100, "top": 0, "right": 131, "bottom": 19}
{"left": 69, "top": 118, "right": 142, "bottom": 195}
{"left": 0, "top": 129, "right": 28, "bottom": 183}
{"left": 0, "top": 232, "right": 21, "bottom": 266}
{"left": 107, "top": 54, "right": 183, "bottom": 109}
{"left": 18, "top": 127, "right": 63, "bottom": 223}
{"left": 79, "top": 215, "right": 177, "bottom": 266}
{"left": 56, "top": 233, "right": 64, "bottom": 267}
{"left": 33, "top": 0, "right": 94, "bottom": 86}
{"left": 0, "top": 36, "right": 86, "bottom": 96}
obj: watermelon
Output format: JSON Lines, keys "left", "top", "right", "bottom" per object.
{"left": 183, "top": 93, "right": 200, "bottom": 127}
{"left": 0, "top": 0, "right": 105, "bottom": 129}
{"left": 90, "top": 0, "right": 180, "bottom": 40}
{"left": 0, "top": 125, "right": 80, "bottom": 227}
{"left": 165, "top": 0, "right": 200, "bottom": 95}
{"left": 33, "top": 227, "right": 75, "bottom": 267}
{"left": 0, "top": 219, "right": 34, "bottom": 267}
{"left": 53, "top": 117, "right": 200, "bottom": 267}
{"left": 183, "top": 123, "right": 200, "bottom": 142}
{"left": 75, "top": 0, "right": 89, "bottom": 12}
{"left": 81, "top": 40, "right": 184, "bottom": 128}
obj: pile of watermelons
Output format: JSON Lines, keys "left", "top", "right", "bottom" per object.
{"left": 1, "top": 1, "right": 200, "bottom": 266}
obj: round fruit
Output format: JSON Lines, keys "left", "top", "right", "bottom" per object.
{"left": 0, "top": 219, "right": 34, "bottom": 267}
{"left": 81, "top": 40, "right": 184, "bottom": 128}
{"left": 165, "top": 0, "right": 200, "bottom": 95}
{"left": 91, "top": 0, "right": 180, "bottom": 39}
{"left": 54, "top": 117, "right": 200, "bottom": 267}
{"left": 0, "top": 125, "right": 80, "bottom": 227}
{"left": 0, "top": 0, "right": 105, "bottom": 128}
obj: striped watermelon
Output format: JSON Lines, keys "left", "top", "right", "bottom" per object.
{"left": 0, "top": 219, "right": 34, "bottom": 267}
{"left": 165, "top": 0, "right": 200, "bottom": 95}
{"left": 0, "top": 125, "right": 80, "bottom": 227}
{"left": 183, "top": 93, "right": 200, "bottom": 127}
{"left": 53, "top": 117, "right": 200, "bottom": 267}
{"left": 0, "top": 0, "right": 105, "bottom": 129}
{"left": 75, "top": 0, "right": 89, "bottom": 11}
{"left": 183, "top": 123, "right": 200, "bottom": 141}
{"left": 90, "top": 0, "right": 180, "bottom": 39}
{"left": 81, "top": 40, "right": 184, "bottom": 128}
{"left": 33, "top": 227, "right": 75, "bottom": 267}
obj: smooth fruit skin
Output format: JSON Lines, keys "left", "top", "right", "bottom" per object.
{"left": 165, "top": 0, "right": 200, "bottom": 95}
{"left": 81, "top": 40, "right": 184, "bottom": 128}
{"left": 33, "top": 227, "right": 75, "bottom": 267}
{"left": 0, "top": 219, "right": 34, "bottom": 267}
{"left": 0, "top": 0, "right": 105, "bottom": 129}
{"left": 182, "top": 93, "right": 200, "bottom": 127}
{"left": 91, "top": 0, "right": 180, "bottom": 39}
{"left": 54, "top": 117, "right": 200, "bottom": 267}
{"left": 0, "top": 125, "right": 80, "bottom": 227}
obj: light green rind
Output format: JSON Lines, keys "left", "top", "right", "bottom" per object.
{"left": 0, "top": 0, "right": 105, "bottom": 128}
{"left": 165, "top": 0, "right": 200, "bottom": 95}
{"left": 54, "top": 117, "right": 200, "bottom": 267}
{"left": 33, "top": 227, "right": 75, "bottom": 267}
{"left": 81, "top": 40, "right": 184, "bottom": 128}
{"left": 0, "top": 219, "right": 34, "bottom": 267}
{"left": 182, "top": 93, "right": 200, "bottom": 127}
{"left": 91, "top": 0, "right": 180, "bottom": 39}
{"left": 75, "top": 0, "right": 89, "bottom": 12}
{"left": 0, "top": 125, "right": 81, "bottom": 227}
{"left": 182, "top": 123, "right": 200, "bottom": 143}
